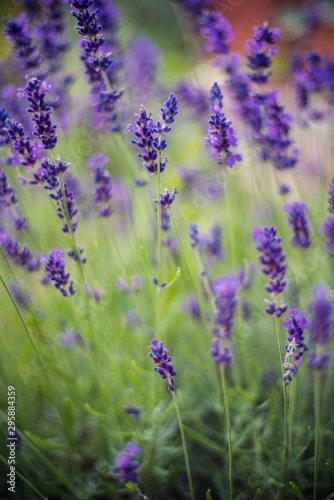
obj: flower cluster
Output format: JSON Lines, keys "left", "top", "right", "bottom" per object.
{"left": 206, "top": 82, "right": 242, "bottom": 167}
{"left": 188, "top": 223, "right": 199, "bottom": 248}
{"left": 308, "top": 285, "right": 333, "bottom": 370}
{"left": 175, "top": 80, "right": 208, "bottom": 119}
{"left": 156, "top": 187, "right": 178, "bottom": 208}
{"left": 127, "top": 94, "right": 178, "bottom": 175}
{"left": 40, "top": 248, "right": 75, "bottom": 297}
{"left": 87, "top": 154, "right": 114, "bottom": 217}
{"left": 22, "top": 78, "right": 57, "bottom": 150}
{"left": 245, "top": 23, "right": 281, "bottom": 85}
{"left": 6, "top": 120, "right": 43, "bottom": 168}
{"left": 3, "top": 13, "right": 40, "bottom": 70}
{"left": 282, "top": 309, "right": 308, "bottom": 385}
{"left": 0, "top": 169, "right": 17, "bottom": 212}
{"left": 320, "top": 179, "right": 334, "bottom": 259}
{"left": 199, "top": 11, "right": 233, "bottom": 56}
{"left": 198, "top": 223, "right": 224, "bottom": 269}
{"left": 149, "top": 339, "right": 177, "bottom": 392}
{"left": 67, "top": 0, "right": 123, "bottom": 131}
{"left": 0, "top": 231, "right": 39, "bottom": 272}
{"left": 113, "top": 442, "right": 140, "bottom": 485}
{"left": 284, "top": 201, "right": 311, "bottom": 249}
{"left": 252, "top": 226, "right": 287, "bottom": 317}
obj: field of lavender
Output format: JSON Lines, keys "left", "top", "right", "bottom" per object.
{"left": 0, "top": 0, "right": 333, "bottom": 499}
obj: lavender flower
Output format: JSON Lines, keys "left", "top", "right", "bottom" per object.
{"left": 67, "top": 0, "right": 123, "bottom": 131}
{"left": 127, "top": 94, "right": 178, "bottom": 175}
{"left": 188, "top": 223, "right": 199, "bottom": 248}
{"left": 160, "top": 207, "right": 170, "bottom": 231}
{"left": 113, "top": 442, "right": 140, "bottom": 485}
{"left": 210, "top": 338, "right": 232, "bottom": 367}
{"left": 9, "top": 282, "right": 31, "bottom": 310}
{"left": 51, "top": 183, "right": 78, "bottom": 234}
{"left": 328, "top": 178, "right": 334, "bottom": 214}
{"left": 320, "top": 216, "right": 334, "bottom": 259}
{"left": 87, "top": 154, "right": 114, "bottom": 217}
{"left": 282, "top": 309, "right": 308, "bottom": 385}
{"left": 308, "top": 284, "right": 333, "bottom": 371}
{"left": 3, "top": 13, "right": 40, "bottom": 70}
{"left": 0, "top": 231, "right": 39, "bottom": 272}
{"left": 206, "top": 82, "right": 242, "bottom": 167}
{"left": 199, "top": 11, "right": 233, "bottom": 56}
{"left": 174, "top": 80, "right": 208, "bottom": 118}
{"left": 245, "top": 23, "right": 281, "bottom": 85}
{"left": 211, "top": 273, "right": 238, "bottom": 339}
{"left": 125, "top": 407, "right": 141, "bottom": 419}
{"left": 198, "top": 224, "right": 224, "bottom": 267}
{"left": 252, "top": 226, "right": 288, "bottom": 317}
{"left": 40, "top": 248, "right": 75, "bottom": 297}
{"left": 149, "top": 339, "right": 177, "bottom": 392}
{"left": 278, "top": 184, "right": 290, "bottom": 195}
{"left": 0, "top": 108, "right": 10, "bottom": 147}
{"left": 284, "top": 201, "right": 311, "bottom": 248}
{"left": 6, "top": 120, "right": 43, "bottom": 168}
{"left": 155, "top": 187, "right": 178, "bottom": 208}
{"left": 125, "top": 37, "right": 160, "bottom": 102}
{"left": 0, "top": 169, "right": 17, "bottom": 211}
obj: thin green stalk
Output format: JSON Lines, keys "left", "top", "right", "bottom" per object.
{"left": 172, "top": 391, "right": 195, "bottom": 500}
{"left": 275, "top": 317, "right": 289, "bottom": 468}
{"left": 220, "top": 366, "right": 233, "bottom": 500}
{"left": 0, "top": 454, "right": 48, "bottom": 500}
{"left": 223, "top": 163, "right": 236, "bottom": 269}
{"left": 313, "top": 370, "right": 321, "bottom": 500}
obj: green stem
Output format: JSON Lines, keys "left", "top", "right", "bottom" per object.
{"left": 313, "top": 370, "right": 321, "bottom": 500}
{"left": 275, "top": 317, "right": 289, "bottom": 468}
{"left": 0, "top": 454, "right": 48, "bottom": 500}
{"left": 172, "top": 391, "right": 195, "bottom": 500}
{"left": 221, "top": 366, "right": 233, "bottom": 500}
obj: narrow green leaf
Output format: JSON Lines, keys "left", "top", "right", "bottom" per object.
{"left": 253, "top": 488, "right": 262, "bottom": 499}
{"left": 24, "top": 430, "right": 69, "bottom": 452}
{"left": 183, "top": 425, "right": 222, "bottom": 454}
{"left": 289, "top": 481, "right": 306, "bottom": 500}
{"left": 84, "top": 403, "right": 108, "bottom": 422}
{"left": 326, "top": 462, "right": 334, "bottom": 477}
{"left": 270, "top": 479, "right": 285, "bottom": 488}
{"left": 258, "top": 438, "right": 276, "bottom": 460}
{"left": 323, "top": 492, "right": 334, "bottom": 500}
{"left": 125, "top": 482, "right": 135, "bottom": 492}
{"left": 206, "top": 489, "right": 213, "bottom": 500}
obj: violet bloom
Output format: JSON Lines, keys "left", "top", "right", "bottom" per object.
{"left": 282, "top": 309, "right": 308, "bottom": 385}
{"left": 87, "top": 154, "right": 114, "bottom": 217}
{"left": 199, "top": 11, "right": 233, "bottom": 56}
{"left": 211, "top": 273, "right": 238, "bottom": 339}
{"left": 320, "top": 216, "right": 334, "bottom": 259}
{"left": 278, "top": 184, "right": 290, "bottom": 195}
{"left": 252, "top": 226, "right": 288, "bottom": 317}
{"left": 0, "top": 231, "right": 39, "bottom": 272}
{"left": 149, "top": 339, "right": 177, "bottom": 393}
{"left": 21, "top": 78, "right": 57, "bottom": 150}
{"left": 155, "top": 187, "right": 178, "bottom": 208}
{"left": 6, "top": 120, "right": 43, "bottom": 169}
{"left": 0, "top": 108, "right": 10, "bottom": 147}
{"left": 189, "top": 223, "right": 199, "bottom": 248}
{"left": 125, "top": 37, "right": 160, "bottom": 101}
{"left": 245, "top": 23, "right": 281, "bottom": 85}
{"left": 206, "top": 82, "right": 242, "bottom": 167}
{"left": 127, "top": 94, "right": 178, "bottom": 175}
{"left": 113, "top": 442, "right": 140, "bottom": 485}
{"left": 308, "top": 285, "right": 333, "bottom": 371}
{"left": 198, "top": 224, "right": 224, "bottom": 268}
{"left": 125, "top": 406, "right": 141, "bottom": 418}
{"left": 67, "top": 0, "right": 123, "bottom": 131}
{"left": 175, "top": 80, "right": 208, "bottom": 119}
{"left": 284, "top": 201, "right": 311, "bottom": 249}
{"left": 40, "top": 248, "right": 75, "bottom": 297}
{"left": 210, "top": 338, "right": 232, "bottom": 367}
{"left": 3, "top": 13, "right": 40, "bottom": 70}
{"left": 328, "top": 178, "right": 334, "bottom": 214}
{"left": 0, "top": 169, "right": 17, "bottom": 211}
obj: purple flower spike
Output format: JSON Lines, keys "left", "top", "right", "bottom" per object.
{"left": 328, "top": 178, "right": 334, "bottom": 214}
{"left": 149, "top": 339, "right": 177, "bottom": 393}
{"left": 87, "top": 154, "right": 114, "bottom": 217}
{"left": 252, "top": 226, "right": 287, "bottom": 298}
{"left": 156, "top": 187, "right": 178, "bottom": 208}
{"left": 40, "top": 248, "right": 75, "bottom": 297}
{"left": 245, "top": 22, "right": 281, "bottom": 85}
{"left": 282, "top": 309, "right": 308, "bottom": 385}
{"left": 308, "top": 285, "right": 333, "bottom": 371}
{"left": 22, "top": 79, "right": 57, "bottom": 150}
{"left": 210, "top": 338, "right": 232, "bottom": 367}
{"left": 113, "top": 442, "right": 140, "bottom": 485}
{"left": 320, "top": 215, "right": 334, "bottom": 259}
{"left": 0, "top": 231, "right": 39, "bottom": 272}
{"left": 199, "top": 11, "right": 233, "bottom": 56}
{"left": 206, "top": 82, "right": 242, "bottom": 167}
{"left": 284, "top": 201, "right": 311, "bottom": 249}
{"left": 211, "top": 273, "right": 238, "bottom": 339}
{"left": 189, "top": 223, "right": 199, "bottom": 248}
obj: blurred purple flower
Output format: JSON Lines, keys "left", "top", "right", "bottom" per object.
{"left": 284, "top": 201, "right": 311, "bottom": 249}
